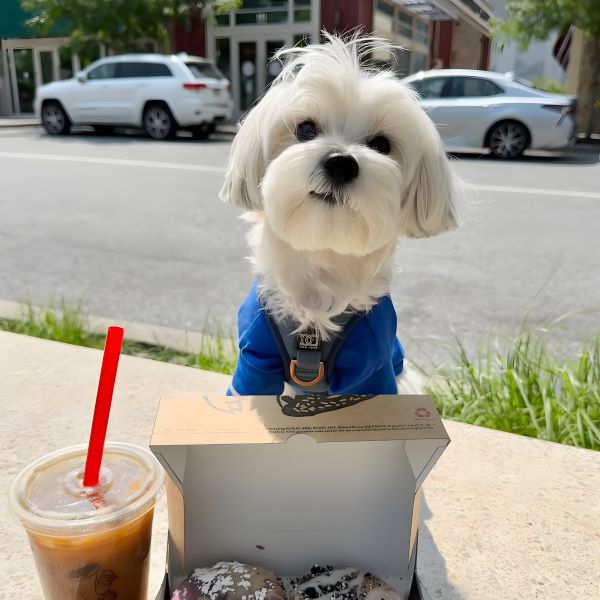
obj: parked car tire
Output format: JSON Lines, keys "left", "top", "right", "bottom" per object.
{"left": 191, "top": 123, "right": 213, "bottom": 140}
{"left": 143, "top": 102, "right": 177, "bottom": 140}
{"left": 41, "top": 101, "right": 71, "bottom": 135}
{"left": 487, "top": 120, "right": 530, "bottom": 159}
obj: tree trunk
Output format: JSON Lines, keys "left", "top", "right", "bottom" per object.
{"left": 585, "top": 36, "right": 600, "bottom": 138}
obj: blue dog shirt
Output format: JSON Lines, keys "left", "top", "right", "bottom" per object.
{"left": 228, "top": 283, "right": 404, "bottom": 396}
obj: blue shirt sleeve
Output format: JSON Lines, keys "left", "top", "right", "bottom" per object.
{"left": 328, "top": 296, "right": 402, "bottom": 395}
{"left": 227, "top": 284, "right": 284, "bottom": 396}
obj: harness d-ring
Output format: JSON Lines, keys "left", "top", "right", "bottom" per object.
{"left": 289, "top": 359, "right": 325, "bottom": 387}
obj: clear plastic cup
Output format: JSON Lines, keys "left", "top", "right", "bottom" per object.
{"left": 8, "top": 442, "right": 164, "bottom": 600}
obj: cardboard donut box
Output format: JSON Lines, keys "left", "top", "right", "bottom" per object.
{"left": 150, "top": 394, "right": 449, "bottom": 600}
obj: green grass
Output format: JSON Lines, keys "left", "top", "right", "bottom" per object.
{"left": 3, "top": 302, "right": 599, "bottom": 450}
{"left": 425, "top": 331, "right": 600, "bottom": 451}
{"left": 0, "top": 301, "right": 238, "bottom": 375}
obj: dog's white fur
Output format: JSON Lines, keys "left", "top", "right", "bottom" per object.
{"left": 220, "top": 34, "right": 460, "bottom": 338}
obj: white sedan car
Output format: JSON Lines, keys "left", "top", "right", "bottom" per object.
{"left": 35, "top": 53, "right": 233, "bottom": 140}
{"left": 402, "top": 69, "right": 576, "bottom": 158}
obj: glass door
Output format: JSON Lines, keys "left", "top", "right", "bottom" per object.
{"left": 14, "top": 48, "right": 35, "bottom": 113}
{"left": 39, "top": 50, "right": 55, "bottom": 84}
{"left": 265, "top": 39, "right": 285, "bottom": 87}
{"left": 235, "top": 38, "right": 288, "bottom": 116}
{"left": 239, "top": 41, "right": 257, "bottom": 112}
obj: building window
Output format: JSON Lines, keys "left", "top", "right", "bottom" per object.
{"left": 59, "top": 47, "right": 74, "bottom": 80}
{"left": 412, "top": 52, "right": 427, "bottom": 73}
{"left": 214, "top": 13, "right": 230, "bottom": 26}
{"left": 40, "top": 51, "right": 54, "bottom": 84}
{"left": 217, "top": 0, "right": 315, "bottom": 27}
{"left": 415, "top": 20, "right": 428, "bottom": 45}
{"left": 397, "top": 12, "right": 413, "bottom": 36}
{"left": 232, "top": 0, "right": 289, "bottom": 25}
{"left": 376, "top": 0, "right": 394, "bottom": 17}
{"left": 215, "top": 38, "right": 231, "bottom": 80}
{"left": 395, "top": 48, "right": 411, "bottom": 77}
{"left": 294, "top": 8, "right": 311, "bottom": 22}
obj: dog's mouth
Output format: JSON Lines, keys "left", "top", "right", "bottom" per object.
{"left": 309, "top": 191, "right": 337, "bottom": 205}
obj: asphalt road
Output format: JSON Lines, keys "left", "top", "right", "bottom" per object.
{"left": 1, "top": 127, "right": 599, "bottom": 366}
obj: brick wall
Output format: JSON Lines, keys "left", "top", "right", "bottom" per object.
{"left": 320, "top": 0, "right": 373, "bottom": 36}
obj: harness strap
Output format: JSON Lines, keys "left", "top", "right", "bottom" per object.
{"left": 262, "top": 303, "right": 361, "bottom": 393}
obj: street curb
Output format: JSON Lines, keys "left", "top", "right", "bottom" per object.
{"left": 216, "top": 124, "right": 237, "bottom": 135}
{"left": 0, "top": 121, "right": 240, "bottom": 136}
{"left": 0, "top": 299, "right": 220, "bottom": 355}
{"left": 0, "top": 298, "right": 425, "bottom": 393}
{"left": 0, "top": 119, "right": 40, "bottom": 128}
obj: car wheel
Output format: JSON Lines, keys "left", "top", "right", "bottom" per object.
{"left": 143, "top": 103, "right": 176, "bottom": 140}
{"left": 488, "top": 121, "right": 529, "bottom": 159}
{"left": 41, "top": 101, "right": 71, "bottom": 135}
{"left": 191, "top": 123, "right": 211, "bottom": 140}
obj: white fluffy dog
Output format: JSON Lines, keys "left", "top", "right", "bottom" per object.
{"left": 222, "top": 34, "right": 460, "bottom": 397}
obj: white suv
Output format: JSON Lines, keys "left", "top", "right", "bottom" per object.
{"left": 35, "top": 53, "right": 233, "bottom": 140}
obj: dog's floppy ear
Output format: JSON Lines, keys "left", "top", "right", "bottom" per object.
{"left": 219, "top": 105, "right": 265, "bottom": 210}
{"left": 220, "top": 83, "right": 290, "bottom": 210}
{"left": 400, "top": 121, "right": 460, "bottom": 238}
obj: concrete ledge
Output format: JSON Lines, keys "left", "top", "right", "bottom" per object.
{"left": 1, "top": 331, "right": 598, "bottom": 599}
{"left": 0, "top": 298, "right": 224, "bottom": 354}
{"left": 0, "top": 299, "right": 425, "bottom": 394}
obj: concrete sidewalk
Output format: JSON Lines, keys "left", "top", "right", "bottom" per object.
{"left": 2, "top": 331, "right": 599, "bottom": 600}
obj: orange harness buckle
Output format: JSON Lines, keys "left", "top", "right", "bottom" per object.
{"left": 289, "top": 359, "right": 325, "bottom": 387}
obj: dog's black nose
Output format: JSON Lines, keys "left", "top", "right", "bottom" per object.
{"left": 323, "top": 153, "right": 359, "bottom": 185}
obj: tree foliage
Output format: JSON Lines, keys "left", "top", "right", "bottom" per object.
{"left": 21, "top": 0, "right": 240, "bottom": 54}
{"left": 491, "top": 0, "right": 600, "bottom": 49}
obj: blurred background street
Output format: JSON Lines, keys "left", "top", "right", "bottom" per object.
{"left": 1, "top": 125, "right": 598, "bottom": 365}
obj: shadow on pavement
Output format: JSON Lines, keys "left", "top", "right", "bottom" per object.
{"left": 418, "top": 492, "right": 468, "bottom": 600}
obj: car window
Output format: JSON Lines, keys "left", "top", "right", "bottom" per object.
{"left": 185, "top": 62, "right": 223, "bottom": 79}
{"left": 87, "top": 63, "right": 117, "bottom": 80}
{"left": 450, "top": 77, "right": 504, "bottom": 97}
{"left": 115, "top": 62, "right": 146, "bottom": 78}
{"left": 408, "top": 77, "right": 448, "bottom": 99}
{"left": 143, "top": 63, "right": 173, "bottom": 77}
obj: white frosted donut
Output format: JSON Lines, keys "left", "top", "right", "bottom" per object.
{"left": 172, "top": 561, "right": 286, "bottom": 600}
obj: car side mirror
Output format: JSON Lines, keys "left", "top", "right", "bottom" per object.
{"left": 77, "top": 71, "right": 87, "bottom": 83}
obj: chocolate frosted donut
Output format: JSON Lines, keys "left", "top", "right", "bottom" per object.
{"left": 172, "top": 561, "right": 286, "bottom": 600}
{"left": 281, "top": 565, "right": 401, "bottom": 600}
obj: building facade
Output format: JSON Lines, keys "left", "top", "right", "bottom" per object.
{"left": 2, "top": 0, "right": 496, "bottom": 118}
{"left": 175, "top": 0, "right": 495, "bottom": 118}
{"left": 0, "top": 0, "right": 100, "bottom": 116}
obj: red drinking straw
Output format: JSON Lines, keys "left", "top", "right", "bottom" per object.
{"left": 83, "top": 326, "right": 124, "bottom": 487}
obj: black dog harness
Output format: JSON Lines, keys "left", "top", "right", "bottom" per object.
{"left": 263, "top": 307, "right": 362, "bottom": 393}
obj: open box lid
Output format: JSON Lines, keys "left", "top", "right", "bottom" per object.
{"left": 150, "top": 394, "right": 449, "bottom": 496}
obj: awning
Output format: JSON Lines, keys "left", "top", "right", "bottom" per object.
{"left": 394, "top": 0, "right": 494, "bottom": 33}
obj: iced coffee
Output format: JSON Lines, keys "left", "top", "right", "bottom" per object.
{"left": 8, "top": 442, "right": 164, "bottom": 600}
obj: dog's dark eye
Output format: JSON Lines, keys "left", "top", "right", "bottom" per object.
{"left": 296, "top": 120, "right": 318, "bottom": 142}
{"left": 367, "top": 135, "right": 391, "bottom": 155}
